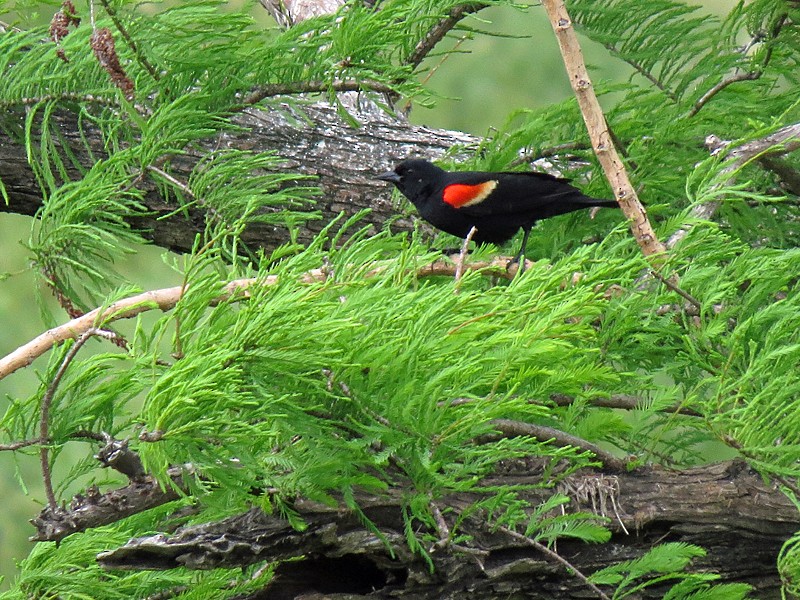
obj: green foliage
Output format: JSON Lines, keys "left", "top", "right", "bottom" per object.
{"left": 0, "top": 499, "right": 275, "bottom": 600}
{"left": 589, "top": 542, "right": 752, "bottom": 599}
{"left": 0, "top": 0, "right": 799, "bottom": 597}
{"left": 779, "top": 519, "right": 800, "bottom": 598}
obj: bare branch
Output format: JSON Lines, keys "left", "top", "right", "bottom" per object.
{"left": 500, "top": 526, "right": 612, "bottom": 600}
{"left": 0, "top": 438, "right": 42, "bottom": 451}
{"left": 405, "top": 3, "right": 488, "bottom": 70}
{"left": 30, "top": 465, "right": 191, "bottom": 542}
{"left": 0, "top": 257, "right": 531, "bottom": 382}
{"left": 488, "top": 418, "right": 631, "bottom": 472}
{"left": 454, "top": 225, "right": 478, "bottom": 286}
{"left": 667, "top": 121, "right": 800, "bottom": 249}
{"left": 540, "top": 0, "right": 665, "bottom": 260}
{"left": 688, "top": 13, "right": 788, "bottom": 118}
{"left": 600, "top": 42, "right": 678, "bottom": 103}
{"left": 687, "top": 70, "right": 761, "bottom": 118}
{"left": 649, "top": 269, "right": 702, "bottom": 311}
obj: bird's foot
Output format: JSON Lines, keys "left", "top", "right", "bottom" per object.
{"left": 506, "top": 253, "right": 531, "bottom": 276}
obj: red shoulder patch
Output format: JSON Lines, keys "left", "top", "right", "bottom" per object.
{"left": 442, "top": 180, "right": 498, "bottom": 208}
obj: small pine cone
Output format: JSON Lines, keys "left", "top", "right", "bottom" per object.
{"left": 91, "top": 27, "right": 135, "bottom": 99}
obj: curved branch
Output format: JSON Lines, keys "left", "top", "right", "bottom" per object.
{"left": 489, "top": 418, "right": 631, "bottom": 472}
{"left": 0, "top": 256, "right": 529, "bottom": 381}
{"left": 39, "top": 329, "right": 99, "bottom": 508}
{"left": 667, "top": 120, "right": 800, "bottom": 249}
{"left": 93, "top": 460, "right": 798, "bottom": 597}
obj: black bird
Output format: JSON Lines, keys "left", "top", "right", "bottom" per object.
{"left": 377, "top": 159, "right": 617, "bottom": 265}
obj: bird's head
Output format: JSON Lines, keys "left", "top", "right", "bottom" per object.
{"left": 376, "top": 159, "right": 445, "bottom": 207}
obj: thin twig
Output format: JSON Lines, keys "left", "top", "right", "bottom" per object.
{"left": 551, "top": 393, "right": 703, "bottom": 417}
{"left": 0, "top": 429, "right": 107, "bottom": 452}
{"left": 98, "top": 0, "right": 160, "bottom": 81}
{"left": 649, "top": 270, "right": 701, "bottom": 311}
{"left": 449, "top": 392, "right": 703, "bottom": 417}
{"left": 39, "top": 328, "right": 99, "bottom": 508}
{"left": 688, "top": 13, "right": 787, "bottom": 118}
{"left": 489, "top": 418, "right": 630, "bottom": 472}
{"left": 242, "top": 79, "right": 395, "bottom": 106}
{"left": 146, "top": 165, "right": 224, "bottom": 224}
{"left": 147, "top": 165, "right": 195, "bottom": 197}
{"left": 687, "top": 71, "right": 761, "bottom": 118}
{"left": 601, "top": 42, "right": 678, "bottom": 103}
{"left": 0, "top": 439, "right": 42, "bottom": 451}
{"left": 429, "top": 500, "right": 451, "bottom": 550}
{"left": 501, "top": 526, "right": 612, "bottom": 600}
{"left": 405, "top": 3, "right": 487, "bottom": 70}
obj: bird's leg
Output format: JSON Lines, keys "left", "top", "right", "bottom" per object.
{"left": 508, "top": 227, "right": 532, "bottom": 275}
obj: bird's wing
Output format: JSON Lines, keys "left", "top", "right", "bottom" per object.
{"left": 442, "top": 171, "right": 584, "bottom": 217}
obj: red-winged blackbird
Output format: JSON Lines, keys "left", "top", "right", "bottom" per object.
{"left": 377, "top": 159, "right": 618, "bottom": 264}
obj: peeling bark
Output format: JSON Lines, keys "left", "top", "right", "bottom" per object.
{"left": 0, "top": 102, "right": 477, "bottom": 253}
{"left": 91, "top": 460, "right": 796, "bottom": 599}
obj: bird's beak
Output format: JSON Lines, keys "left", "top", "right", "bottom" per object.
{"left": 375, "top": 170, "right": 401, "bottom": 184}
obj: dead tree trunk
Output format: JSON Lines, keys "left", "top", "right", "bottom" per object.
{"left": 0, "top": 102, "right": 476, "bottom": 253}
{"left": 64, "top": 460, "right": 796, "bottom": 599}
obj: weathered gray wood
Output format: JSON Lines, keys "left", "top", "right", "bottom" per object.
{"left": 95, "top": 460, "right": 796, "bottom": 599}
{"left": 0, "top": 102, "right": 477, "bottom": 253}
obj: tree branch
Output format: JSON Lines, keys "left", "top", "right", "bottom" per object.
{"left": 0, "top": 256, "right": 531, "bottom": 381}
{"left": 489, "top": 418, "right": 630, "bottom": 472}
{"left": 667, "top": 121, "right": 800, "bottom": 249}
{"left": 92, "top": 460, "right": 798, "bottom": 598}
{"left": 39, "top": 328, "right": 99, "bottom": 508}
{"left": 0, "top": 102, "right": 477, "bottom": 253}
{"left": 30, "top": 464, "right": 191, "bottom": 543}
{"left": 405, "top": 3, "right": 488, "bottom": 70}
{"left": 687, "top": 70, "right": 761, "bottom": 118}
{"left": 540, "top": 0, "right": 666, "bottom": 261}
{"left": 687, "top": 13, "right": 788, "bottom": 118}
{"left": 600, "top": 42, "right": 678, "bottom": 103}
{"left": 500, "top": 526, "right": 612, "bottom": 600}
{"left": 242, "top": 79, "right": 396, "bottom": 106}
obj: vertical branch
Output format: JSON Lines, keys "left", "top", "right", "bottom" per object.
{"left": 540, "top": 0, "right": 666, "bottom": 261}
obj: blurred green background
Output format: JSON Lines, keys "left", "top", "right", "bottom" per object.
{"left": 0, "top": 1, "right": 734, "bottom": 588}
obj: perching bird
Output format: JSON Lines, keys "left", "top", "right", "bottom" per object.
{"left": 377, "top": 159, "right": 617, "bottom": 265}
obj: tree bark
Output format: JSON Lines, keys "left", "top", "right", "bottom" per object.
{"left": 94, "top": 459, "right": 796, "bottom": 599}
{"left": 0, "top": 102, "right": 477, "bottom": 254}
